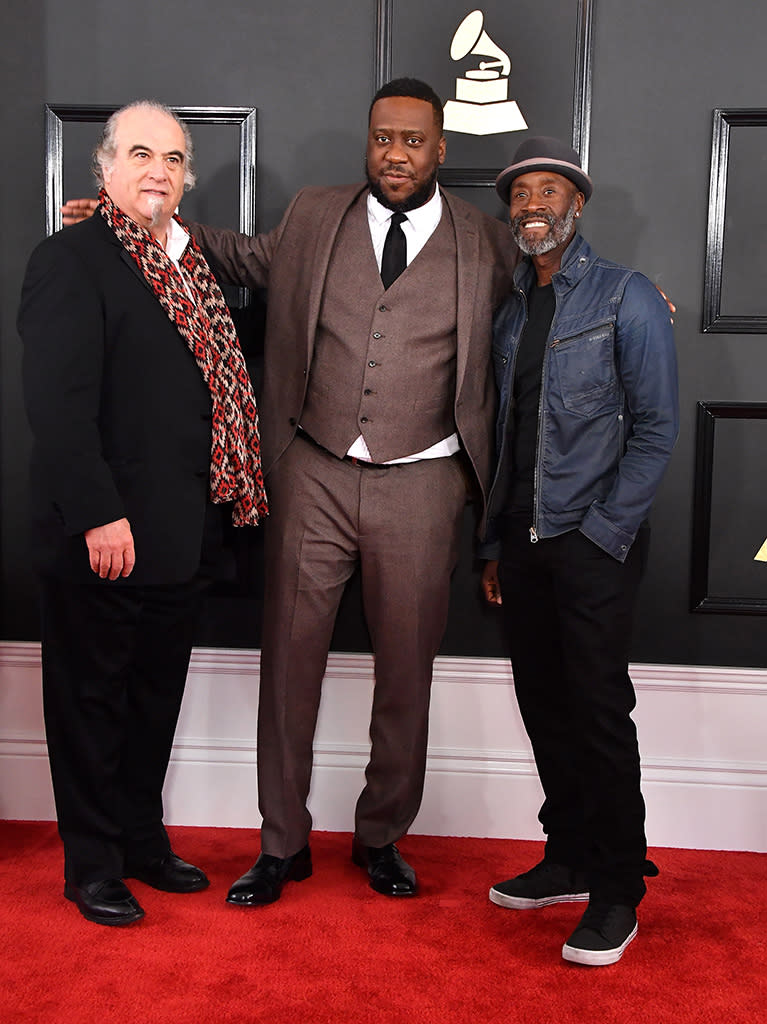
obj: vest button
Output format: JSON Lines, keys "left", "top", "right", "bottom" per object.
{"left": 379, "top": 305, "right": 387, "bottom": 312}
{"left": 360, "top": 416, "right": 369, "bottom": 423}
{"left": 364, "top": 388, "right": 372, "bottom": 396}
{"left": 368, "top": 360, "right": 377, "bottom": 367}
{"left": 372, "top": 332, "right": 382, "bottom": 339}
{"left": 289, "top": 417, "right": 297, "bottom": 426}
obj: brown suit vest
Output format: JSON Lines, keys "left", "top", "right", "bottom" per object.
{"left": 299, "top": 193, "right": 459, "bottom": 463}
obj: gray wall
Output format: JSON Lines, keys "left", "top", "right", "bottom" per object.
{"left": 2, "top": 0, "right": 766, "bottom": 666}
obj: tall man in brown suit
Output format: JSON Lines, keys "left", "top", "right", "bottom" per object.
{"left": 182, "top": 78, "right": 519, "bottom": 903}
{"left": 56, "top": 79, "right": 517, "bottom": 902}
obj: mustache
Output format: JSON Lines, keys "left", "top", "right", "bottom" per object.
{"left": 511, "top": 211, "right": 556, "bottom": 231}
{"left": 378, "top": 164, "right": 414, "bottom": 178}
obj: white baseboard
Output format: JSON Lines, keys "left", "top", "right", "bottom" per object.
{"left": 1, "top": 642, "right": 765, "bottom": 851}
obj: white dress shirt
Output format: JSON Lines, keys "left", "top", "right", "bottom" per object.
{"left": 164, "top": 217, "right": 194, "bottom": 300}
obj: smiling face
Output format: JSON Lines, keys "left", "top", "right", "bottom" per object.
{"left": 102, "top": 106, "right": 187, "bottom": 241}
{"left": 508, "top": 170, "right": 584, "bottom": 258}
{"left": 366, "top": 96, "right": 446, "bottom": 213}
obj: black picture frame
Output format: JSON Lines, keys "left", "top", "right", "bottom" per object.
{"left": 44, "top": 104, "right": 257, "bottom": 305}
{"left": 374, "top": 0, "right": 594, "bottom": 188}
{"left": 691, "top": 401, "right": 767, "bottom": 614}
{"left": 702, "top": 108, "right": 767, "bottom": 333}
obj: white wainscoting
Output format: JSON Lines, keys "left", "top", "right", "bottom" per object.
{"left": 1, "top": 642, "right": 765, "bottom": 852}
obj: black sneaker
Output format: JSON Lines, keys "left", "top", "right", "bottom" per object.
{"left": 489, "top": 860, "right": 589, "bottom": 909}
{"left": 562, "top": 902, "right": 638, "bottom": 966}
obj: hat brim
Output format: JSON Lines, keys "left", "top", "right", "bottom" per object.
{"left": 495, "top": 157, "right": 593, "bottom": 205}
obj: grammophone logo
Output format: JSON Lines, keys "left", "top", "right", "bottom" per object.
{"left": 443, "top": 10, "right": 527, "bottom": 136}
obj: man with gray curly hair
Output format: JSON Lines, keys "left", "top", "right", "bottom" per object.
{"left": 18, "top": 100, "right": 266, "bottom": 927}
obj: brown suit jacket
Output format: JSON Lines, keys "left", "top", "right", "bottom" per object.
{"left": 193, "top": 184, "right": 518, "bottom": 531}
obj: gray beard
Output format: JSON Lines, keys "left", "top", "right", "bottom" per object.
{"left": 146, "top": 195, "right": 165, "bottom": 227}
{"left": 512, "top": 199, "right": 578, "bottom": 256}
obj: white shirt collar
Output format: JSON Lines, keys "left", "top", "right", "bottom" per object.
{"left": 366, "top": 186, "right": 442, "bottom": 230}
{"left": 164, "top": 216, "right": 190, "bottom": 261}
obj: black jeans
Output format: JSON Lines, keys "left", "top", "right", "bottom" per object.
{"left": 498, "top": 516, "right": 651, "bottom": 907}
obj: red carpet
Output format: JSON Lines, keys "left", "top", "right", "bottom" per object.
{"left": 1, "top": 822, "right": 764, "bottom": 1023}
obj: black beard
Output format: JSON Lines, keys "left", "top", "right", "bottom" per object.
{"left": 365, "top": 160, "right": 439, "bottom": 213}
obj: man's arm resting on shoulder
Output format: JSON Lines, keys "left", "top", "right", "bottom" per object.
{"left": 579, "top": 274, "right": 679, "bottom": 561}
{"left": 188, "top": 221, "right": 276, "bottom": 290}
{"left": 189, "top": 187, "right": 308, "bottom": 290}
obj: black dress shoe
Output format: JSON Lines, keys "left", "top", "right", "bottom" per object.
{"left": 226, "top": 845, "right": 312, "bottom": 906}
{"left": 64, "top": 878, "right": 145, "bottom": 926}
{"left": 124, "top": 852, "right": 209, "bottom": 893}
{"left": 351, "top": 839, "right": 417, "bottom": 896}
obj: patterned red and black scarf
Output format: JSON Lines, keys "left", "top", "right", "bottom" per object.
{"left": 98, "top": 188, "right": 267, "bottom": 526}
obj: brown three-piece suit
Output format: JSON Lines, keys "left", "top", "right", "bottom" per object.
{"left": 194, "top": 183, "right": 517, "bottom": 857}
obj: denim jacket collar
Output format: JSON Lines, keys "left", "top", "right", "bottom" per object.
{"left": 512, "top": 232, "right": 593, "bottom": 295}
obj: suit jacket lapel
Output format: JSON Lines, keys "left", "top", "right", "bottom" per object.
{"left": 119, "top": 248, "right": 155, "bottom": 292}
{"left": 304, "top": 184, "right": 368, "bottom": 364}
{"left": 444, "top": 191, "right": 480, "bottom": 400}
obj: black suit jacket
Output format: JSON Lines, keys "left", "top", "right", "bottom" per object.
{"left": 18, "top": 213, "right": 215, "bottom": 585}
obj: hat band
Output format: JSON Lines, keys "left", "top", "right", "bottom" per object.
{"left": 504, "top": 156, "right": 589, "bottom": 181}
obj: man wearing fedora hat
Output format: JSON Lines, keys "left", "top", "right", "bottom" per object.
{"left": 481, "top": 137, "right": 678, "bottom": 965}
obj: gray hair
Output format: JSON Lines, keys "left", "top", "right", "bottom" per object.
{"left": 92, "top": 100, "right": 196, "bottom": 190}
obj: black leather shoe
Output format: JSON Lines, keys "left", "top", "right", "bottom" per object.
{"left": 124, "top": 852, "right": 209, "bottom": 893}
{"left": 226, "top": 845, "right": 312, "bottom": 906}
{"left": 351, "top": 838, "right": 417, "bottom": 896}
{"left": 64, "top": 878, "right": 145, "bottom": 926}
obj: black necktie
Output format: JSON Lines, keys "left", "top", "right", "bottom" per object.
{"left": 380, "top": 212, "right": 408, "bottom": 289}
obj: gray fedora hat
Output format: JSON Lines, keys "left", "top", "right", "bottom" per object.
{"left": 495, "top": 136, "right": 593, "bottom": 204}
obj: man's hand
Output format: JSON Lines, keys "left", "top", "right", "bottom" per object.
{"left": 84, "top": 518, "right": 136, "bottom": 580}
{"left": 61, "top": 198, "right": 98, "bottom": 226}
{"left": 481, "top": 560, "right": 502, "bottom": 605}
{"left": 657, "top": 286, "right": 675, "bottom": 323}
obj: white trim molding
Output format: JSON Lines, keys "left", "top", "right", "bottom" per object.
{"left": 1, "top": 643, "right": 765, "bottom": 851}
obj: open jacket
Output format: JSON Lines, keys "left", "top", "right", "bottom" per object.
{"left": 192, "top": 184, "right": 518, "bottom": 533}
{"left": 483, "top": 233, "right": 679, "bottom": 562}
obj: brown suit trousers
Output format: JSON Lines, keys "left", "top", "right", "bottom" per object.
{"left": 257, "top": 433, "right": 468, "bottom": 856}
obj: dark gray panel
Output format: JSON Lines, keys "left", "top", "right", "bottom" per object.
{"left": 4, "top": 0, "right": 767, "bottom": 668}
{"left": 719, "top": 124, "right": 767, "bottom": 320}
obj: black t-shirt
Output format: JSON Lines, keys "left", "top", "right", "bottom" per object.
{"left": 505, "top": 282, "right": 555, "bottom": 515}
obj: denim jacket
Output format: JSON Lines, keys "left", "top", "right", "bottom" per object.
{"left": 482, "top": 233, "right": 679, "bottom": 562}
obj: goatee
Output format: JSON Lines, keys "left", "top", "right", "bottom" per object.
{"left": 146, "top": 195, "right": 166, "bottom": 228}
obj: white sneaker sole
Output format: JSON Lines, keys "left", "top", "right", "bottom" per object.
{"left": 489, "top": 887, "right": 589, "bottom": 910}
{"left": 562, "top": 923, "right": 638, "bottom": 966}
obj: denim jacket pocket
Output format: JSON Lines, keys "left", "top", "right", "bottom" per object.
{"left": 550, "top": 321, "right": 618, "bottom": 417}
